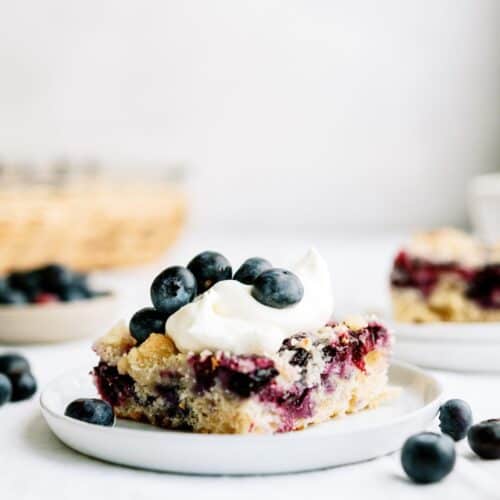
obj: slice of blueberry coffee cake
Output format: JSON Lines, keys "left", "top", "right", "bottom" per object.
{"left": 93, "top": 249, "right": 392, "bottom": 434}
{"left": 390, "top": 228, "right": 500, "bottom": 323}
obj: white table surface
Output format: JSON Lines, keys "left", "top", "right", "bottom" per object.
{"left": 2, "top": 228, "right": 500, "bottom": 500}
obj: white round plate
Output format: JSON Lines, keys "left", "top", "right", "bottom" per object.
{"left": 347, "top": 305, "right": 500, "bottom": 372}
{"left": 384, "top": 317, "right": 500, "bottom": 373}
{"left": 40, "top": 361, "right": 441, "bottom": 475}
{"left": 0, "top": 294, "right": 120, "bottom": 343}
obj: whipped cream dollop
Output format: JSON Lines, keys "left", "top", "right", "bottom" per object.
{"left": 166, "top": 248, "right": 334, "bottom": 355}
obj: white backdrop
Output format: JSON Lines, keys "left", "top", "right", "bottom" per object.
{"left": 0, "top": 0, "right": 499, "bottom": 230}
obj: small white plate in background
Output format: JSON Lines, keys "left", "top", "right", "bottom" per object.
{"left": 383, "top": 316, "right": 500, "bottom": 373}
{"left": 340, "top": 304, "right": 500, "bottom": 373}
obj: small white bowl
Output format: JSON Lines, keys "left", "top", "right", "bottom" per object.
{"left": 0, "top": 293, "right": 120, "bottom": 344}
{"left": 468, "top": 172, "right": 500, "bottom": 244}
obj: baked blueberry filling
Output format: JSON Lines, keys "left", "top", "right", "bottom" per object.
{"left": 465, "top": 264, "right": 500, "bottom": 309}
{"left": 189, "top": 354, "right": 278, "bottom": 397}
{"left": 391, "top": 251, "right": 500, "bottom": 309}
{"left": 93, "top": 362, "right": 135, "bottom": 407}
{"left": 391, "top": 251, "right": 475, "bottom": 297}
{"left": 94, "top": 321, "right": 390, "bottom": 433}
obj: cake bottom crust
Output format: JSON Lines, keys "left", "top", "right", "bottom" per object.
{"left": 106, "top": 350, "right": 389, "bottom": 434}
{"left": 391, "top": 285, "right": 500, "bottom": 323}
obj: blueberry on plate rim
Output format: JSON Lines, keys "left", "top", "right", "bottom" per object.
{"left": 251, "top": 268, "right": 304, "bottom": 309}
{"left": 187, "top": 251, "right": 232, "bottom": 293}
{"left": 401, "top": 432, "right": 456, "bottom": 484}
{"left": 129, "top": 307, "right": 168, "bottom": 345}
{"left": 439, "top": 398, "right": 473, "bottom": 441}
{"left": 468, "top": 419, "right": 500, "bottom": 459}
{"left": 65, "top": 398, "right": 115, "bottom": 427}
{"left": 234, "top": 257, "right": 272, "bottom": 285}
{"left": 150, "top": 265, "right": 197, "bottom": 316}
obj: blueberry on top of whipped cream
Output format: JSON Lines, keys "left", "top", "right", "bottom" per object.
{"left": 166, "top": 248, "right": 333, "bottom": 355}
{"left": 128, "top": 248, "right": 333, "bottom": 355}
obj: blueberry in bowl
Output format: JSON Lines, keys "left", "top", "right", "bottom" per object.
{"left": 0, "top": 264, "right": 108, "bottom": 307}
{"left": 0, "top": 265, "right": 117, "bottom": 343}
{"left": 0, "top": 374, "right": 12, "bottom": 407}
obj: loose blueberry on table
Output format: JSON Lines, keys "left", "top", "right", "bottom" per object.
{"left": 468, "top": 419, "right": 500, "bottom": 459}
{"left": 0, "top": 353, "right": 37, "bottom": 404}
{"left": 401, "top": 432, "right": 456, "bottom": 484}
{"left": 10, "top": 372, "right": 37, "bottom": 402}
{"left": 439, "top": 399, "right": 473, "bottom": 441}
{"left": 65, "top": 398, "right": 115, "bottom": 426}
{"left": 0, "top": 263, "right": 107, "bottom": 305}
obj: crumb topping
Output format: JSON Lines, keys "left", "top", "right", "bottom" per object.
{"left": 406, "top": 228, "right": 484, "bottom": 267}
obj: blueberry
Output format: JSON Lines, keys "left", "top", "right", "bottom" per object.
{"left": 0, "top": 353, "right": 31, "bottom": 376}
{"left": 0, "top": 287, "right": 27, "bottom": 305}
{"left": 58, "top": 285, "right": 88, "bottom": 302}
{"left": 8, "top": 270, "right": 41, "bottom": 296}
{"left": 187, "top": 251, "right": 232, "bottom": 293}
{"left": 39, "top": 264, "right": 75, "bottom": 292}
{"left": 468, "top": 419, "right": 500, "bottom": 459}
{"left": 439, "top": 399, "right": 473, "bottom": 441}
{"left": 72, "top": 272, "right": 89, "bottom": 289}
{"left": 129, "top": 307, "right": 167, "bottom": 344}
{"left": 289, "top": 348, "right": 312, "bottom": 367}
{"left": 10, "top": 372, "right": 37, "bottom": 402}
{"left": 223, "top": 368, "right": 278, "bottom": 397}
{"left": 65, "top": 398, "right": 115, "bottom": 426}
{"left": 251, "top": 268, "right": 304, "bottom": 309}
{"left": 234, "top": 257, "right": 272, "bottom": 285}
{"left": 401, "top": 432, "right": 456, "bottom": 484}
{"left": 0, "top": 374, "right": 12, "bottom": 406}
{"left": 150, "top": 266, "right": 197, "bottom": 316}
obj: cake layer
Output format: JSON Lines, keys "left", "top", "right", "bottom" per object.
{"left": 93, "top": 319, "right": 391, "bottom": 434}
{"left": 391, "top": 250, "right": 500, "bottom": 322}
{"left": 391, "top": 287, "right": 500, "bottom": 323}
